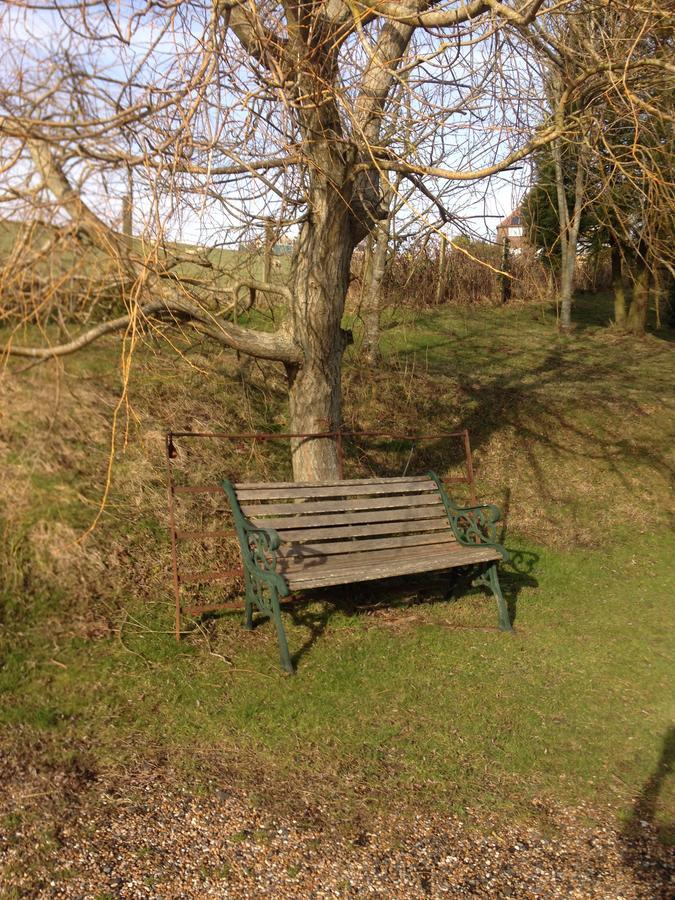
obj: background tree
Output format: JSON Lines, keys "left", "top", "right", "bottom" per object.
{"left": 523, "top": 142, "right": 595, "bottom": 316}
{"left": 1, "top": 0, "right": 575, "bottom": 480}
{"left": 522, "top": 0, "right": 674, "bottom": 332}
{"left": 1, "top": 0, "right": 669, "bottom": 481}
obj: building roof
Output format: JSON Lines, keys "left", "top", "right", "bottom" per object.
{"left": 497, "top": 208, "right": 522, "bottom": 230}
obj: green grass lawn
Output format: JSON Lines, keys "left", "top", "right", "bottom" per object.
{"left": 0, "top": 293, "right": 673, "bottom": 838}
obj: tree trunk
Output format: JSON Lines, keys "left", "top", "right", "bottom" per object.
{"left": 627, "top": 256, "right": 650, "bottom": 336}
{"left": 434, "top": 235, "right": 448, "bottom": 306}
{"left": 651, "top": 267, "right": 664, "bottom": 329}
{"left": 500, "top": 237, "right": 511, "bottom": 304}
{"left": 263, "top": 220, "right": 273, "bottom": 283}
{"left": 554, "top": 181, "right": 574, "bottom": 329}
{"left": 122, "top": 166, "right": 133, "bottom": 236}
{"left": 286, "top": 353, "right": 344, "bottom": 481}
{"left": 552, "top": 138, "right": 585, "bottom": 331}
{"left": 363, "top": 221, "right": 389, "bottom": 364}
{"left": 122, "top": 194, "right": 132, "bottom": 237}
{"left": 559, "top": 252, "right": 574, "bottom": 329}
{"left": 286, "top": 179, "right": 355, "bottom": 481}
{"left": 667, "top": 271, "right": 675, "bottom": 329}
{"left": 363, "top": 175, "right": 397, "bottom": 363}
{"left": 611, "top": 240, "right": 626, "bottom": 328}
{"left": 360, "top": 234, "right": 374, "bottom": 311}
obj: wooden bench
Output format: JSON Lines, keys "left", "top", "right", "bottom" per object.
{"left": 222, "top": 472, "right": 511, "bottom": 673}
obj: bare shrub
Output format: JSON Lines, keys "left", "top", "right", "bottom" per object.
{"left": 383, "top": 238, "right": 551, "bottom": 308}
{"left": 575, "top": 252, "right": 613, "bottom": 294}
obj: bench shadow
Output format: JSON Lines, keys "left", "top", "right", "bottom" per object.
{"left": 283, "top": 547, "right": 539, "bottom": 669}
{"left": 502, "top": 548, "right": 539, "bottom": 625}
{"left": 619, "top": 725, "right": 675, "bottom": 893}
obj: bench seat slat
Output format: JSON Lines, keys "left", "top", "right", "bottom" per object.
{"left": 281, "top": 542, "right": 495, "bottom": 575}
{"left": 240, "top": 492, "right": 444, "bottom": 517}
{"left": 274, "top": 517, "right": 450, "bottom": 543}
{"left": 249, "top": 502, "right": 445, "bottom": 531}
{"left": 280, "top": 544, "right": 499, "bottom": 589}
{"left": 235, "top": 480, "right": 438, "bottom": 501}
{"left": 278, "top": 530, "right": 456, "bottom": 559}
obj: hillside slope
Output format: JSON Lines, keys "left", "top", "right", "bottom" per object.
{"left": 0, "top": 295, "right": 673, "bottom": 892}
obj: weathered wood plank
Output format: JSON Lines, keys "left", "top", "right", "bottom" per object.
{"left": 236, "top": 475, "right": 431, "bottom": 491}
{"left": 280, "top": 540, "right": 490, "bottom": 573}
{"left": 280, "top": 544, "right": 457, "bottom": 574}
{"left": 235, "top": 480, "right": 438, "bottom": 501}
{"left": 278, "top": 530, "right": 456, "bottom": 559}
{"left": 282, "top": 546, "right": 499, "bottom": 589}
{"left": 240, "top": 493, "right": 444, "bottom": 518}
{"left": 250, "top": 504, "right": 445, "bottom": 531}
{"left": 274, "top": 517, "right": 450, "bottom": 543}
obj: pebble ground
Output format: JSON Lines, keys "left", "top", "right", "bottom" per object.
{"left": 1, "top": 760, "right": 672, "bottom": 898}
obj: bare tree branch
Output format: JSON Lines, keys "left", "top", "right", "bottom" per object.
{"left": 2, "top": 295, "right": 301, "bottom": 363}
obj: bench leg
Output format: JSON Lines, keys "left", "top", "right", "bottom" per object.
{"left": 244, "top": 576, "right": 294, "bottom": 673}
{"left": 269, "top": 587, "right": 294, "bottom": 675}
{"left": 487, "top": 563, "right": 512, "bottom": 632}
{"left": 243, "top": 573, "right": 254, "bottom": 631}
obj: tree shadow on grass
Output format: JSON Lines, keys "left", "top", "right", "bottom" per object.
{"left": 343, "top": 346, "right": 674, "bottom": 560}
{"left": 282, "top": 547, "right": 538, "bottom": 669}
{"left": 572, "top": 291, "right": 675, "bottom": 342}
{"left": 354, "top": 336, "right": 675, "bottom": 543}
{"left": 620, "top": 725, "right": 674, "bottom": 894}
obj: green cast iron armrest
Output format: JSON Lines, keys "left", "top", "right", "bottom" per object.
{"left": 246, "top": 524, "right": 281, "bottom": 553}
{"left": 426, "top": 471, "right": 509, "bottom": 562}
{"left": 221, "top": 479, "right": 289, "bottom": 596}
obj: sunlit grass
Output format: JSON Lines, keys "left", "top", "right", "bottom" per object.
{"left": 1, "top": 292, "right": 673, "bottom": 834}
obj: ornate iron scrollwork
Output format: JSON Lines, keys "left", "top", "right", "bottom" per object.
{"left": 222, "top": 480, "right": 294, "bottom": 673}
{"left": 426, "top": 471, "right": 509, "bottom": 561}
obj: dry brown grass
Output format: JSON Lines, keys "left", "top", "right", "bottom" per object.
{"left": 1, "top": 297, "right": 673, "bottom": 628}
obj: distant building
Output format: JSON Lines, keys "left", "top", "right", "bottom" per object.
{"left": 271, "top": 239, "right": 294, "bottom": 256}
{"left": 496, "top": 208, "right": 527, "bottom": 251}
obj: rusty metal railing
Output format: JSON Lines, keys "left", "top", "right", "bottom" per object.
{"left": 166, "top": 429, "right": 478, "bottom": 637}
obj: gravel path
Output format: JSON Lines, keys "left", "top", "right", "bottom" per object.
{"left": 1, "top": 762, "right": 672, "bottom": 898}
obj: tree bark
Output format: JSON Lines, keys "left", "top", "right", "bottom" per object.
{"left": 552, "top": 138, "right": 585, "bottom": 330}
{"left": 500, "top": 237, "right": 511, "bottom": 304}
{"left": 263, "top": 220, "right": 273, "bottom": 283}
{"left": 362, "top": 174, "right": 399, "bottom": 364}
{"left": 651, "top": 267, "right": 664, "bottom": 330}
{"left": 363, "top": 221, "right": 389, "bottom": 365}
{"left": 611, "top": 238, "right": 626, "bottom": 328}
{"left": 286, "top": 175, "right": 355, "bottom": 480}
{"left": 627, "top": 255, "right": 650, "bottom": 336}
{"left": 434, "top": 235, "right": 448, "bottom": 306}
{"left": 559, "top": 251, "right": 575, "bottom": 328}
{"left": 122, "top": 194, "right": 132, "bottom": 237}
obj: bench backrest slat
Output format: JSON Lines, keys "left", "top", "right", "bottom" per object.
{"left": 271, "top": 516, "right": 450, "bottom": 544}
{"left": 234, "top": 475, "right": 456, "bottom": 556}
{"left": 235, "top": 479, "right": 438, "bottom": 501}
{"left": 250, "top": 503, "right": 445, "bottom": 532}
{"left": 236, "top": 474, "right": 431, "bottom": 492}
{"left": 239, "top": 492, "right": 443, "bottom": 518}
{"left": 280, "top": 530, "right": 455, "bottom": 559}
